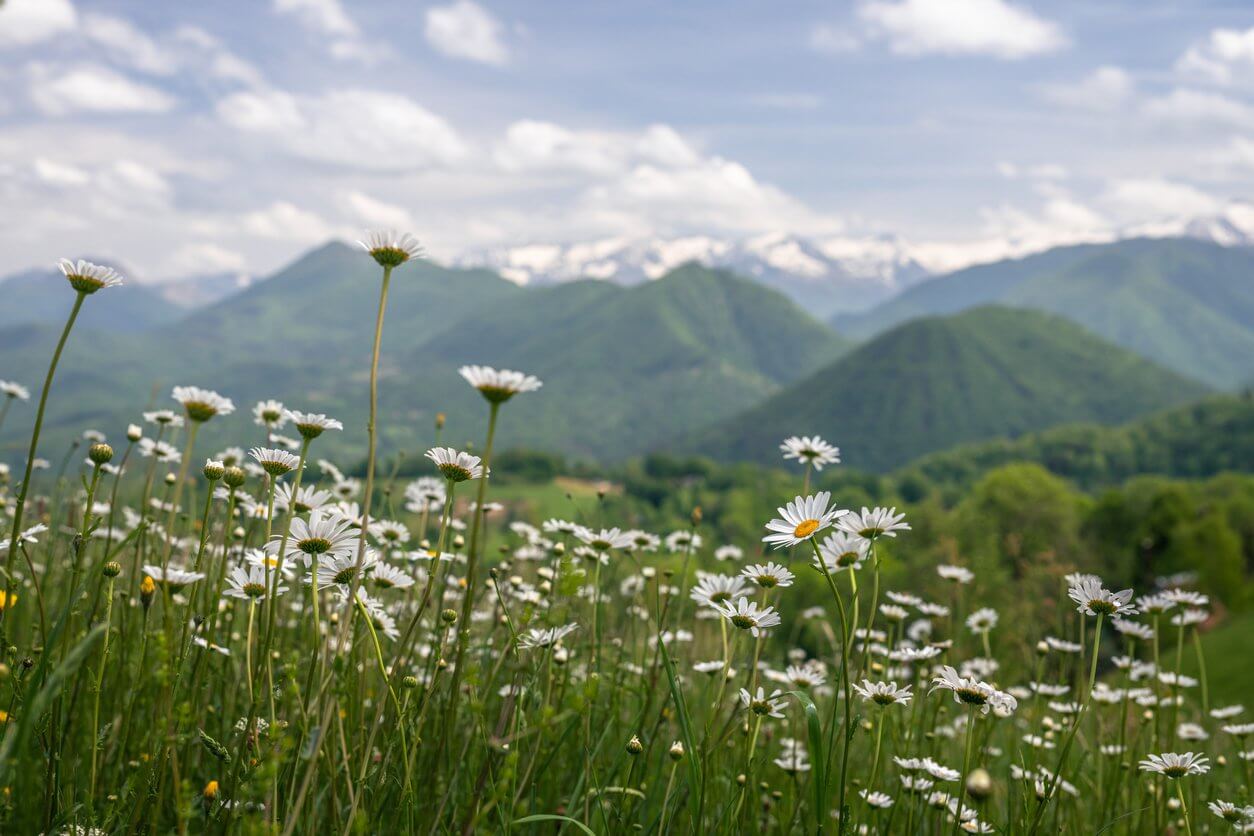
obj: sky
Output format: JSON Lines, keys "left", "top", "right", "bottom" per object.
{"left": 1, "top": 0, "right": 1253, "bottom": 281}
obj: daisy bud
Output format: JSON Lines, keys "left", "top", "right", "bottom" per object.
{"left": 140, "top": 576, "right": 156, "bottom": 610}
{"left": 402, "top": 675, "right": 418, "bottom": 690}
{"left": 233, "top": 527, "right": 246, "bottom": 539}
{"left": 669, "top": 741, "right": 685, "bottom": 761}
{"left": 164, "top": 472, "right": 176, "bottom": 486}
{"left": 126, "top": 423, "right": 143, "bottom": 442}
{"left": 88, "top": 443, "right": 114, "bottom": 465}
{"left": 626, "top": 735, "right": 643, "bottom": 755}
{"left": 222, "top": 466, "right": 246, "bottom": 489}
{"left": 691, "top": 507, "right": 702, "bottom": 526}
{"left": 102, "top": 561, "right": 121, "bottom": 578}
{"left": 552, "top": 542, "right": 565, "bottom": 556}
{"left": 1035, "top": 641, "right": 1049, "bottom": 655}
{"left": 453, "top": 534, "right": 465, "bottom": 549}
{"left": 435, "top": 412, "right": 445, "bottom": 430}
{"left": 0, "top": 663, "right": 8, "bottom": 680}
{"left": 441, "top": 609, "right": 458, "bottom": 625}
{"left": 203, "top": 459, "right": 225, "bottom": 481}
{"left": 736, "top": 774, "right": 747, "bottom": 786}
{"left": 203, "top": 780, "right": 219, "bottom": 802}
{"left": 966, "top": 768, "right": 993, "bottom": 800}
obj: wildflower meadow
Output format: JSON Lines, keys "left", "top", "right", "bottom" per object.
{"left": 0, "top": 236, "right": 1250, "bottom": 836}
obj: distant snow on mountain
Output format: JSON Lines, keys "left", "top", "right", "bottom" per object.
{"left": 454, "top": 205, "right": 1254, "bottom": 318}
{"left": 454, "top": 232, "right": 935, "bottom": 316}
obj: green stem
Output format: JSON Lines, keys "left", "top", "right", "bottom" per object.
{"left": 1, "top": 291, "right": 85, "bottom": 632}
{"left": 951, "top": 709, "right": 977, "bottom": 836}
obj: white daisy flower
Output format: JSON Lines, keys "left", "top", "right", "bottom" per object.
{"left": 172, "top": 386, "right": 235, "bottom": 422}
{"left": 738, "top": 686, "right": 787, "bottom": 718}
{"left": 937, "top": 564, "right": 974, "bottom": 584}
{"left": 741, "top": 561, "right": 795, "bottom": 589}
{"left": 814, "top": 531, "right": 869, "bottom": 572}
{"left": 370, "top": 562, "right": 415, "bottom": 590}
{"left": 762, "top": 491, "right": 847, "bottom": 549}
{"left": 578, "top": 527, "right": 634, "bottom": 552}
{"left": 0, "top": 380, "right": 30, "bottom": 401}
{"left": 517, "top": 623, "right": 578, "bottom": 650}
{"left": 249, "top": 447, "right": 300, "bottom": 477}
{"left": 852, "top": 679, "right": 913, "bottom": 707}
{"left": 458, "top": 365, "right": 543, "bottom": 403}
{"left": 1067, "top": 575, "right": 1137, "bottom": 618}
{"left": 224, "top": 564, "right": 286, "bottom": 600}
{"left": 713, "top": 544, "right": 743, "bottom": 562}
{"left": 1138, "top": 752, "right": 1210, "bottom": 778}
{"left": 689, "top": 573, "right": 750, "bottom": 609}
{"left": 426, "top": 447, "right": 485, "bottom": 482}
{"left": 859, "top": 790, "right": 893, "bottom": 809}
{"left": 284, "top": 410, "right": 344, "bottom": 439}
{"left": 253, "top": 400, "right": 287, "bottom": 428}
{"left": 59, "top": 258, "right": 124, "bottom": 294}
{"left": 714, "top": 596, "right": 782, "bottom": 637}
{"left": 779, "top": 435, "right": 840, "bottom": 470}
{"left": 836, "top": 506, "right": 910, "bottom": 540}
{"left": 358, "top": 229, "right": 424, "bottom": 266}
{"left": 141, "top": 564, "right": 205, "bottom": 590}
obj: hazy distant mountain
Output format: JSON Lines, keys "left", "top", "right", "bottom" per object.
{"left": 835, "top": 238, "right": 1254, "bottom": 389}
{"left": 453, "top": 232, "right": 933, "bottom": 317}
{"left": 0, "top": 266, "right": 182, "bottom": 334}
{"left": 692, "top": 306, "right": 1209, "bottom": 472}
{"left": 0, "top": 246, "right": 847, "bottom": 462}
{"left": 156, "top": 272, "right": 254, "bottom": 308}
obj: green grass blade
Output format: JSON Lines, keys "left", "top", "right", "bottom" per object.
{"left": 657, "top": 634, "right": 703, "bottom": 825}
{"left": 787, "top": 689, "right": 828, "bottom": 828}
{"left": 513, "top": 813, "right": 598, "bottom": 835}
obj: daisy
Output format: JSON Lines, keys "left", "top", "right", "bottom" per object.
{"left": 739, "top": 687, "right": 787, "bottom": 718}
{"left": 814, "top": 531, "right": 869, "bottom": 572}
{"left": 139, "top": 438, "right": 181, "bottom": 463}
{"left": 773, "top": 663, "right": 827, "bottom": 689}
{"left": 359, "top": 229, "right": 423, "bottom": 266}
{"left": 281, "top": 511, "right": 359, "bottom": 565}
{"left": 1210, "top": 704, "right": 1245, "bottom": 720}
{"left": 59, "top": 258, "right": 124, "bottom": 294}
{"left": 689, "top": 574, "right": 750, "bottom": 609}
{"left": 713, "top": 544, "right": 743, "bottom": 562}
{"left": 714, "top": 597, "right": 782, "bottom": 637}
{"left": 369, "top": 520, "right": 411, "bottom": 547}
{"left": 0, "top": 381, "right": 30, "bottom": 401}
{"left": 966, "top": 608, "right": 998, "bottom": 633}
{"left": 779, "top": 435, "right": 840, "bottom": 470}
{"left": 1208, "top": 800, "right": 1254, "bottom": 824}
{"left": 1138, "top": 752, "right": 1210, "bottom": 778}
{"left": 762, "top": 491, "right": 846, "bottom": 549}
{"left": 284, "top": 410, "right": 344, "bottom": 439}
{"left": 860, "top": 790, "right": 893, "bottom": 809}
{"left": 1068, "top": 576, "right": 1137, "bottom": 618}
{"left": 276, "top": 484, "right": 334, "bottom": 515}
{"left": 852, "top": 680, "right": 913, "bottom": 707}
{"left": 517, "top": 623, "right": 578, "bottom": 650}
{"left": 937, "top": 564, "right": 974, "bottom": 584}
{"left": 249, "top": 447, "right": 300, "bottom": 477}
{"left": 404, "top": 477, "right": 447, "bottom": 511}
{"left": 426, "top": 447, "right": 485, "bottom": 482}
{"left": 172, "top": 386, "right": 235, "bottom": 422}
{"left": 579, "top": 527, "right": 635, "bottom": 552}
{"left": 931, "top": 666, "right": 1018, "bottom": 715}
{"left": 245, "top": 548, "right": 297, "bottom": 579}
{"left": 312, "top": 552, "right": 378, "bottom": 593}
{"left": 665, "top": 530, "right": 702, "bottom": 552}
{"left": 459, "top": 365, "right": 543, "bottom": 403}
{"left": 141, "top": 564, "right": 205, "bottom": 591}
{"left": 1170, "top": 608, "right": 1208, "bottom": 627}
{"left": 370, "top": 563, "right": 415, "bottom": 590}
{"left": 253, "top": 400, "right": 287, "bottom": 429}
{"left": 741, "top": 562, "right": 795, "bottom": 589}
{"left": 836, "top": 506, "right": 910, "bottom": 540}
{"left": 224, "top": 565, "right": 286, "bottom": 600}
{"left": 628, "top": 530, "right": 661, "bottom": 552}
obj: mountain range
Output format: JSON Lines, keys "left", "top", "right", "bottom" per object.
{"left": 833, "top": 237, "right": 1254, "bottom": 389}
{"left": 689, "top": 307, "right": 1209, "bottom": 472}
{"left": 0, "top": 235, "right": 1247, "bottom": 473}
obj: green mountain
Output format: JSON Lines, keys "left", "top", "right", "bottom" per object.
{"left": 893, "top": 393, "right": 1254, "bottom": 494}
{"left": 834, "top": 238, "right": 1254, "bottom": 388}
{"left": 692, "top": 306, "right": 1211, "bottom": 472}
{"left": 0, "top": 250, "right": 847, "bottom": 462}
{"left": 0, "top": 266, "right": 183, "bottom": 333}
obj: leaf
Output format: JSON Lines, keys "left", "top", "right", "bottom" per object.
{"left": 786, "top": 689, "right": 828, "bottom": 827}
{"left": 513, "top": 813, "right": 598, "bottom": 835}
{"left": 0, "top": 623, "right": 105, "bottom": 785}
{"left": 657, "top": 635, "right": 703, "bottom": 825}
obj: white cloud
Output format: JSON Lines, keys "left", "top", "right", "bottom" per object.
{"left": 242, "top": 201, "right": 333, "bottom": 241}
{"left": 28, "top": 63, "right": 177, "bottom": 115}
{"left": 170, "top": 243, "right": 249, "bottom": 274}
{"left": 809, "top": 25, "right": 860, "bottom": 54}
{"left": 1041, "top": 66, "right": 1132, "bottom": 110}
{"left": 749, "top": 93, "right": 824, "bottom": 110}
{"left": 1176, "top": 27, "right": 1254, "bottom": 85}
{"left": 494, "top": 121, "right": 701, "bottom": 177}
{"left": 81, "top": 14, "right": 178, "bottom": 75}
{"left": 1102, "top": 178, "right": 1222, "bottom": 219}
{"left": 996, "top": 162, "right": 1069, "bottom": 181}
{"left": 342, "top": 191, "right": 414, "bottom": 230}
{"left": 33, "top": 157, "right": 90, "bottom": 187}
{"left": 859, "top": 0, "right": 1066, "bottom": 59}
{"left": 218, "top": 88, "right": 468, "bottom": 169}
{"left": 425, "top": 0, "right": 509, "bottom": 66}
{"left": 1142, "top": 88, "right": 1254, "bottom": 129}
{"left": 0, "top": 0, "right": 77, "bottom": 48}
{"left": 272, "top": 0, "right": 357, "bottom": 37}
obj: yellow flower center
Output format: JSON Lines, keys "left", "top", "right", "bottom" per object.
{"left": 793, "top": 518, "right": 820, "bottom": 539}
